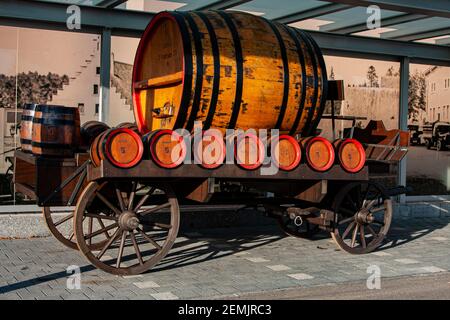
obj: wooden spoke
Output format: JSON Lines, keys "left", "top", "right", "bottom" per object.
{"left": 367, "top": 225, "right": 378, "bottom": 238}
{"left": 85, "top": 213, "right": 118, "bottom": 221}
{"left": 53, "top": 213, "right": 74, "bottom": 227}
{"left": 84, "top": 223, "right": 118, "bottom": 240}
{"left": 351, "top": 224, "right": 358, "bottom": 248}
{"left": 372, "top": 219, "right": 385, "bottom": 226}
{"left": 96, "top": 192, "right": 122, "bottom": 216}
{"left": 116, "top": 231, "right": 127, "bottom": 268}
{"left": 342, "top": 221, "right": 356, "bottom": 239}
{"left": 338, "top": 215, "right": 355, "bottom": 225}
{"left": 128, "top": 182, "right": 137, "bottom": 210}
{"left": 370, "top": 206, "right": 386, "bottom": 213}
{"left": 96, "top": 218, "right": 111, "bottom": 239}
{"left": 88, "top": 217, "right": 93, "bottom": 246}
{"left": 360, "top": 225, "right": 366, "bottom": 248}
{"left": 133, "top": 187, "right": 155, "bottom": 213}
{"left": 139, "top": 202, "right": 171, "bottom": 216}
{"left": 137, "top": 227, "right": 162, "bottom": 250}
{"left": 68, "top": 232, "right": 74, "bottom": 241}
{"left": 130, "top": 231, "right": 144, "bottom": 265}
{"left": 96, "top": 228, "right": 121, "bottom": 260}
{"left": 115, "top": 186, "right": 126, "bottom": 212}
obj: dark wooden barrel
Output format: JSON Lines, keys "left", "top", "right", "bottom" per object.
{"left": 334, "top": 138, "right": 366, "bottom": 173}
{"left": 234, "top": 133, "right": 265, "bottom": 170}
{"left": 143, "top": 129, "right": 187, "bottom": 169}
{"left": 20, "top": 103, "right": 37, "bottom": 153}
{"left": 132, "top": 11, "right": 327, "bottom": 136}
{"left": 193, "top": 129, "right": 225, "bottom": 169}
{"left": 300, "top": 136, "right": 334, "bottom": 172}
{"left": 90, "top": 128, "right": 143, "bottom": 168}
{"left": 80, "top": 121, "right": 110, "bottom": 150}
{"left": 270, "top": 134, "right": 302, "bottom": 171}
{"left": 115, "top": 122, "right": 139, "bottom": 131}
{"left": 31, "top": 105, "right": 80, "bottom": 157}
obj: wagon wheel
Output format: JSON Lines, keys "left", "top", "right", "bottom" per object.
{"left": 43, "top": 207, "right": 108, "bottom": 251}
{"left": 277, "top": 214, "right": 320, "bottom": 239}
{"left": 331, "top": 182, "right": 392, "bottom": 254}
{"left": 74, "top": 180, "right": 180, "bottom": 275}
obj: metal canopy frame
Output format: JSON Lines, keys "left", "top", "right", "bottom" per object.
{"left": 0, "top": 0, "right": 449, "bottom": 207}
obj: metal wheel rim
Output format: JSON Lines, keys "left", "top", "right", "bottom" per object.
{"left": 331, "top": 182, "right": 392, "bottom": 254}
{"left": 74, "top": 181, "right": 180, "bottom": 275}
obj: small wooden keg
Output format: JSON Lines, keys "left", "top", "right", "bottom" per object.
{"left": 301, "top": 136, "right": 334, "bottom": 172}
{"left": 270, "top": 134, "right": 302, "bottom": 171}
{"left": 90, "top": 128, "right": 144, "bottom": 168}
{"left": 115, "top": 122, "right": 139, "bottom": 132}
{"left": 334, "top": 138, "right": 366, "bottom": 173}
{"left": 193, "top": 129, "right": 225, "bottom": 169}
{"left": 80, "top": 121, "right": 110, "bottom": 150}
{"left": 20, "top": 103, "right": 37, "bottom": 153}
{"left": 234, "top": 133, "right": 265, "bottom": 170}
{"left": 144, "top": 129, "right": 187, "bottom": 168}
{"left": 31, "top": 105, "right": 80, "bottom": 157}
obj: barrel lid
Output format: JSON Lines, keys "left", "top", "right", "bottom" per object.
{"left": 35, "top": 104, "right": 77, "bottom": 114}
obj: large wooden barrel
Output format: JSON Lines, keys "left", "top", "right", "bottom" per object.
{"left": 132, "top": 11, "right": 327, "bottom": 136}
{"left": 20, "top": 103, "right": 37, "bottom": 153}
{"left": 90, "top": 128, "right": 143, "bottom": 168}
{"left": 143, "top": 129, "right": 187, "bottom": 169}
{"left": 334, "top": 138, "right": 366, "bottom": 173}
{"left": 31, "top": 105, "right": 80, "bottom": 157}
{"left": 301, "top": 136, "right": 334, "bottom": 172}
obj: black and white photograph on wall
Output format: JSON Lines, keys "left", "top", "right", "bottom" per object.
{"left": 0, "top": 0, "right": 450, "bottom": 305}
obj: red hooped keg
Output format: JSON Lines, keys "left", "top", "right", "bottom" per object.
{"left": 90, "top": 128, "right": 143, "bottom": 168}
{"left": 301, "top": 136, "right": 335, "bottom": 172}
{"left": 270, "top": 134, "right": 302, "bottom": 171}
{"left": 334, "top": 138, "right": 366, "bottom": 173}
{"left": 144, "top": 129, "right": 187, "bottom": 169}
{"left": 193, "top": 129, "right": 226, "bottom": 169}
{"left": 234, "top": 133, "right": 265, "bottom": 170}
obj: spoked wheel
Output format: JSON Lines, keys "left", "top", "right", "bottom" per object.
{"left": 74, "top": 180, "right": 180, "bottom": 275}
{"left": 277, "top": 214, "right": 320, "bottom": 239}
{"left": 43, "top": 208, "right": 109, "bottom": 251}
{"left": 331, "top": 182, "right": 392, "bottom": 254}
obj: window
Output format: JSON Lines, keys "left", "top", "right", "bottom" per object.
{"left": 96, "top": 66, "right": 100, "bottom": 75}
{"left": 95, "top": 103, "right": 99, "bottom": 114}
{"left": 78, "top": 103, "right": 85, "bottom": 115}
{"left": 93, "top": 84, "right": 99, "bottom": 95}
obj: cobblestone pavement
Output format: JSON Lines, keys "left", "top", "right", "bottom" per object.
{"left": 1, "top": 217, "right": 450, "bottom": 300}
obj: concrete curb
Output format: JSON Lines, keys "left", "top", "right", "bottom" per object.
{"left": 1, "top": 202, "right": 449, "bottom": 239}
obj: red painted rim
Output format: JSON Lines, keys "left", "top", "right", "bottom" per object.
{"left": 104, "top": 128, "right": 144, "bottom": 168}
{"left": 271, "top": 134, "right": 302, "bottom": 171}
{"left": 338, "top": 138, "right": 366, "bottom": 173}
{"left": 194, "top": 130, "right": 226, "bottom": 169}
{"left": 234, "top": 133, "right": 265, "bottom": 170}
{"left": 132, "top": 12, "right": 185, "bottom": 135}
{"left": 305, "top": 136, "right": 335, "bottom": 172}
{"left": 149, "top": 129, "right": 187, "bottom": 169}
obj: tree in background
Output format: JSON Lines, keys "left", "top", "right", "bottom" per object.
{"left": 408, "top": 70, "right": 426, "bottom": 122}
{"left": 367, "top": 65, "right": 379, "bottom": 87}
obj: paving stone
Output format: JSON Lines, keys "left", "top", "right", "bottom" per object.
{"left": 266, "top": 264, "right": 291, "bottom": 271}
{"left": 133, "top": 281, "right": 160, "bottom": 289}
{"left": 150, "top": 291, "right": 179, "bottom": 300}
{"left": 287, "top": 273, "right": 314, "bottom": 280}
{"left": 244, "top": 257, "right": 270, "bottom": 263}
{"left": 395, "top": 258, "right": 420, "bottom": 264}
